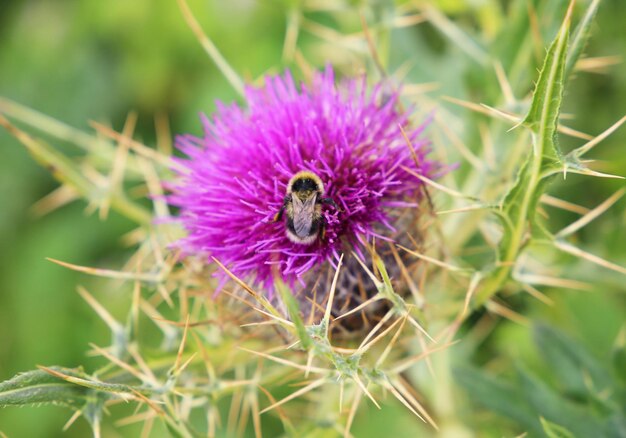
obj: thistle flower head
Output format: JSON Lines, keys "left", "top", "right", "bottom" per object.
{"left": 170, "top": 66, "right": 436, "bottom": 290}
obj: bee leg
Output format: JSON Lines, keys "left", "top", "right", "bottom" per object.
{"left": 320, "top": 217, "right": 327, "bottom": 241}
{"left": 273, "top": 206, "right": 285, "bottom": 222}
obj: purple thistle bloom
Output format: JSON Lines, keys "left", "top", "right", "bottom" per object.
{"left": 170, "top": 66, "right": 436, "bottom": 292}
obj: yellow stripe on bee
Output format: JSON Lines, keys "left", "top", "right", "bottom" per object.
{"left": 287, "top": 170, "right": 324, "bottom": 194}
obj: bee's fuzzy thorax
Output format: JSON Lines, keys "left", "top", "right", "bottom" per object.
{"left": 287, "top": 170, "right": 324, "bottom": 195}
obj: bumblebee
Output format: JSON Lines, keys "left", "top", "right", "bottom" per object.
{"left": 274, "top": 171, "right": 338, "bottom": 245}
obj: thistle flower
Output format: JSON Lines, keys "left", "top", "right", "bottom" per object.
{"left": 170, "top": 66, "right": 436, "bottom": 291}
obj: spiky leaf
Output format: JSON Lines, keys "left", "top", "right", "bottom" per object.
{"left": 540, "top": 417, "right": 575, "bottom": 438}
{"left": 0, "top": 368, "right": 89, "bottom": 409}
{"left": 276, "top": 279, "right": 312, "bottom": 349}
{"left": 475, "top": 4, "right": 574, "bottom": 305}
{"left": 565, "top": 0, "right": 601, "bottom": 81}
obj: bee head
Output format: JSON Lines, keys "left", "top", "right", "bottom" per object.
{"left": 287, "top": 171, "right": 324, "bottom": 197}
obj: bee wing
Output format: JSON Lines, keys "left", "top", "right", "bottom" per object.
{"left": 292, "top": 195, "right": 316, "bottom": 238}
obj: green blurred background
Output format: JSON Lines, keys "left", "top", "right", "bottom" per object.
{"left": 1, "top": 0, "right": 625, "bottom": 436}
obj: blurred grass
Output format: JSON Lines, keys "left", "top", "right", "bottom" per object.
{"left": 0, "top": 0, "right": 625, "bottom": 436}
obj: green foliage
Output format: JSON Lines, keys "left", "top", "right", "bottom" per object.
{"left": 0, "top": 368, "right": 93, "bottom": 410}
{"left": 476, "top": 1, "right": 591, "bottom": 306}
{"left": 533, "top": 323, "right": 611, "bottom": 395}
{"left": 456, "top": 323, "right": 626, "bottom": 437}
{"left": 0, "top": 367, "right": 116, "bottom": 435}
{"left": 612, "top": 329, "right": 626, "bottom": 385}
{"left": 540, "top": 417, "right": 575, "bottom": 438}
{"left": 1, "top": 0, "right": 625, "bottom": 437}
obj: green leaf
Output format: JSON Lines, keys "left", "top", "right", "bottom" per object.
{"left": 275, "top": 279, "right": 312, "bottom": 349}
{"left": 374, "top": 252, "right": 404, "bottom": 309}
{"left": 0, "top": 368, "right": 89, "bottom": 410}
{"left": 565, "top": 0, "right": 601, "bottom": 81}
{"left": 611, "top": 327, "right": 626, "bottom": 384}
{"left": 0, "top": 365, "right": 146, "bottom": 412}
{"left": 522, "top": 1, "right": 571, "bottom": 142}
{"left": 474, "top": 4, "right": 573, "bottom": 306}
{"left": 453, "top": 365, "right": 544, "bottom": 436}
{"left": 455, "top": 362, "right": 618, "bottom": 437}
{"left": 533, "top": 324, "right": 612, "bottom": 395}
{"left": 517, "top": 365, "right": 607, "bottom": 437}
{"left": 540, "top": 417, "right": 575, "bottom": 438}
